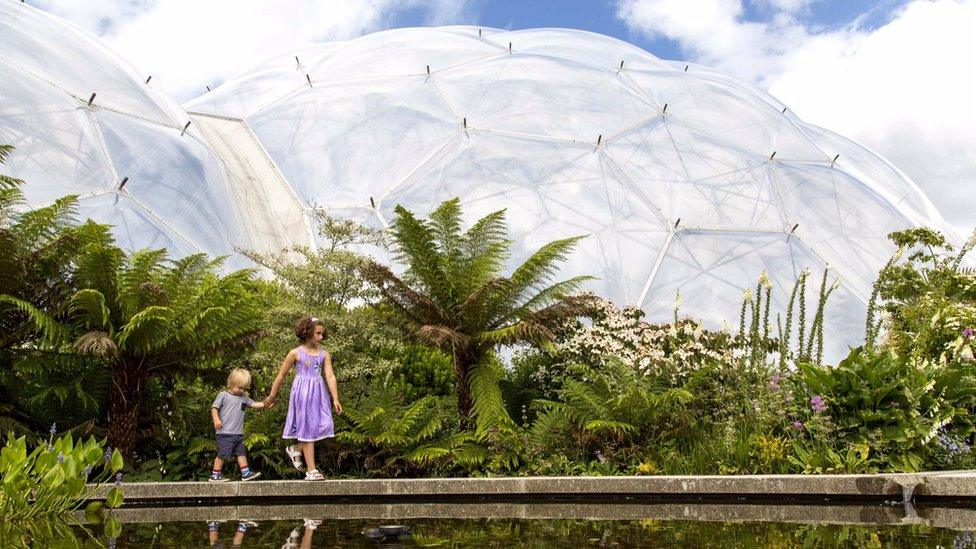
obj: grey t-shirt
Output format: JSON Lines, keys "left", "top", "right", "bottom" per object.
{"left": 212, "top": 391, "right": 254, "bottom": 435}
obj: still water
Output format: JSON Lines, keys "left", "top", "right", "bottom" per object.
{"left": 6, "top": 502, "right": 976, "bottom": 547}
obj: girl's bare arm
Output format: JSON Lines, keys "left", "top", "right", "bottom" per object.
{"left": 323, "top": 350, "right": 342, "bottom": 414}
{"left": 265, "top": 350, "right": 297, "bottom": 406}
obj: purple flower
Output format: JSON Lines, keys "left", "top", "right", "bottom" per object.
{"left": 769, "top": 373, "right": 782, "bottom": 392}
{"left": 56, "top": 452, "right": 64, "bottom": 463}
{"left": 115, "top": 472, "right": 123, "bottom": 486}
{"left": 83, "top": 466, "right": 92, "bottom": 479}
{"left": 810, "top": 396, "right": 827, "bottom": 413}
{"left": 964, "top": 328, "right": 974, "bottom": 339}
{"left": 104, "top": 447, "right": 112, "bottom": 464}
{"left": 793, "top": 421, "right": 804, "bottom": 430}
{"left": 49, "top": 423, "right": 57, "bottom": 436}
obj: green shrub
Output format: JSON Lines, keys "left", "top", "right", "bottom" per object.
{"left": 0, "top": 431, "right": 123, "bottom": 519}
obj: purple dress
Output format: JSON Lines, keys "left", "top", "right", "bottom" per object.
{"left": 283, "top": 347, "right": 334, "bottom": 442}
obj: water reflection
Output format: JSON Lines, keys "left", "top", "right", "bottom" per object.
{"left": 64, "top": 502, "right": 976, "bottom": 547}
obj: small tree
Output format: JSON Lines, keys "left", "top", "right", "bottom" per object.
{"left": 361, "top": 198, "right": 592, "bottom": 428}
{"left": 2, "top": 240, "right": 268, "bottom": 459}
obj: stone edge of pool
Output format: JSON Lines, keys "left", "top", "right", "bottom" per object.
{"left": 86, "top": 471, "right": 976, "bottom": 502}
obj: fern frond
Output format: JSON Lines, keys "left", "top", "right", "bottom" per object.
{"left": 0, "top": 295, "right": 69, "bottom": 347}
{"left": 469, "top": 358, "right": 514, "bottom": 434}
{"left": 69, "top": 289, "right": 110, "bottom": 330}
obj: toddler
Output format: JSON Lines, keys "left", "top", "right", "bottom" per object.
{"left": 210, "top": 368, "right": 265, "bottom": 482}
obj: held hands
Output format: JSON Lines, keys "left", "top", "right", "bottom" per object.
{"left": 263, "top": 396, "right": 276, "bottom": 408}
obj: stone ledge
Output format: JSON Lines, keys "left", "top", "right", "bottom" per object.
{"left": 86, "top": 472, "right": 976, "bottom": 503}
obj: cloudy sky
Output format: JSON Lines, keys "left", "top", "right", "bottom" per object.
{"left": 33, "top": 0, "right": 975, "bottom": 236}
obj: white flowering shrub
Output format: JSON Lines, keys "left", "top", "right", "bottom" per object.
{"left": 551, "top": 293, "right": 735, "bottom": 384}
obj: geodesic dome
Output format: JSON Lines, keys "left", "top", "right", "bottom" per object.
{"left": 0, "top": 1, "right": 250, "bottom": 266}
{"left": 185, "top": 26, "right": 950, "bottom": 360}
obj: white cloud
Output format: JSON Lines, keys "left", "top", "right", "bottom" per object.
{"left": 33, "top": 0, "right": 474, "bottom": 100}
{"left": 617, "top": 0, "right": 976, "bottom": 236}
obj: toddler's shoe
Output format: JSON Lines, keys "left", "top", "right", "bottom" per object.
{"left": 240, "top": 469, "right": 262, "bottom": 481}
{"left": 237, "top": 520, "right": 258, "bottom": 533}
{"left": 207, "top": 521, "right": 222, "bottom": 532}
{"left": 304, "top": 469, "right": 325, "bottom": 481}
{"left": 208, "top": 471, "right": 229, "bottom": 482}
{"left": 285, "top": 444, "right": 304, "bottom": 471}
{"left": 303, "top": 519, "right": 322, "bottom": 529}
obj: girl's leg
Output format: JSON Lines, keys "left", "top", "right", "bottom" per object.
{"left": 301, "top": 441, "right": 316, "bottom": 472}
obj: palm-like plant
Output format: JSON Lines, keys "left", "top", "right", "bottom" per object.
{"left": 1, "top": 241, "right": 267, "bottom": 459}
{"left": 361, "top": 198, "right": 592, "bottom": 428}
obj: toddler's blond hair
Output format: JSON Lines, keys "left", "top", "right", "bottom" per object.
{"left": 226, "top": 368, "right": 252, "bottom": 390}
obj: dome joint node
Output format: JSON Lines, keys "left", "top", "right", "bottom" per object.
{"left": 674, "top": 217, "right": 681, "bottom": 229}
{"left": 782, "top": 107, "right": 788, "bottom": 114}
{"left": 206, "top": 85, "right": 211, "bottom": 92}
{"left": 180, "top": 121, "right": 191, "bottom": 136}
{"left": 145, "top": 75, "right": 152, "bottom": 85}
{"left": 662, "top": 103, "right": 668, "bottom": 114}
{"left": 478, "top": 29, "right": 482, "bottom": 38}
{"left": 768, "top": 151, "right": 777, "bottom": 162}
{"left": 617, "top": 60, "right": 624, "bottom": 74}
{"left": 462, "top": 117, "right": 467, "bottom": 130}
{"left": 118, "top": 177, "right": 129, "bottom": 191}
{"left": 831, "top": 154, "right": 840, "bottom": 167}
{"left": 426, "top": 65, "right": 431, "bottom": 79}
{"left": 369, "top": 196, "right": 376, "bottom": 209}
{"left": 306, "top": 74, "right": 313, "bottom": 88}
{"left": 295, "top": 56, "right": 302, "bottom": 68}
{"left": 683, "top": 65, "right": 689, "bottom": 72}
{"left": 87, "top": 93, "right": 96, "bottom": 107}
{"left": 508, "top": 42, "right": 513, "bottom": 53}
{"left": 787, "top": 223, "right": 799, "bottom": 241}
{"left": 596, "top": 134, "right": 602, "bottom": 147}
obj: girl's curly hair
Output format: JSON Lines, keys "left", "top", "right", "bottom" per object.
{"left": 295, "top": 316, "right": 326, "bottom": 342}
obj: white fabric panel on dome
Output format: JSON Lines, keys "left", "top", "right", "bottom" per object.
{"left": 383, "top": 131, "right": 669, "bottom": 306}
{"left": 487, "top": 28, "right": 673, "bottom": 72}
{"left": 0, "top": 62, "right": 114, "bottom": 204}
{"left": 185, "top": 44, "right": 343, "bottom": 120}
{"left": 607, "top": 117, "right": 784, "bottom": 230}
{"left": 435, "top": 54, "right": 655, "bottom": 141}
{"left": 306, "top": 27, "right": 503, "bottom": 82}
{"left": 0, "top": 2, "right": 180, "bottom": 127}
{"left": 191, "top": 113, "right": 311, "bottom": 253}
{"left": 642, "top": 230, "right": 865, "bottom": 360}
{"left": 249, "top": 76, "right": 458, "bottom": 208}
{"left": 623, "top": 69, "right": 827, "bottom": 161}
{"left": 76, "top": 192, "right": 200, "bottom": 259}
{"left": 96, "top": 110, "right": 247, "bottom": 259}
{"left": 773, "top": 162, "right": 910, "bottom": 296}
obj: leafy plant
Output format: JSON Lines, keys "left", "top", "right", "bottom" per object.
{"left": 0, "top": 430, "right": 123, "bottom": 519}
{"left": 795, "top": 348, "right": 976, "bottom": 471}
{"left": 360, "top": 198, "right": 592, "bottom": 429}
{"left": 1, "top": 245, "right": 268, "bottom": 459}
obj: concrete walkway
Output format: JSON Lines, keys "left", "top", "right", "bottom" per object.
{"left": 89, "top": 471, "right": 976, "bottom": 504}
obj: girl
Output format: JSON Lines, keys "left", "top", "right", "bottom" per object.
{"left": 265, "top": 316, "right": 342, "bottom": 481}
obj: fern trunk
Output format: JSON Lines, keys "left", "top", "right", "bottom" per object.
{"left": 106, "top": 359, "right": 149, "bottom": 461}
{"left": 452, "top": 346, "right": 480, "bottom": 430}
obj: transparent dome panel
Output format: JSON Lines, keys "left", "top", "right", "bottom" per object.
{"left": 76, "top": 192, "right": 199, "bottom": 259}
{"left": 606, "top": 117, "right": 784, "bottom": 230}
{"left": 0, "top": 63, "right": 114, "bottom": 205}
{"left": 800, "top": 123, "right": 945, "bottom": 230}
{"left": 184, "top": 44, "right": 343, "bottom": 120}
{"left": 96, "top": 110, "right": 247, "bottom": 259}
{"left": 642, "top": 230, "right": 865, "bottom": 362}
{"left": 249, "top": 76, "right": 458, "bottom": 208}
{"left": 435, "top": 53, "right": 655, "bottom": 141}
{"left": 307, "top": 27, "right": 503, "bottom": 82}
{"left": 0, "top": 2, "right": 176, "bottom": 127}
{"left": 624, "top": 69, "right": 827, "bottom": 161}
{"left": 773, "top": 161, "right": 910, "bottom": 296}
{"left": 488, "top": 28, "right": 673, "bottom": 72}
{"left": 383, "top": 132, "right": 669, "bottom": 305}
